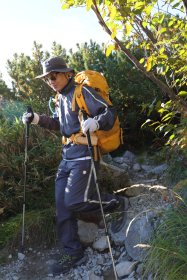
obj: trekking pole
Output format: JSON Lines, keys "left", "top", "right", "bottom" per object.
{"left": 82, "top": 111, "right": 119, "bottom": 280}
{"left": 20, "top": 106, "right": 32, "bottom": 253}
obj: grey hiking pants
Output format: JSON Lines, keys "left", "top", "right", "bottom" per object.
{"left": 55, "top": 158, "right": 118, "bottom": 256}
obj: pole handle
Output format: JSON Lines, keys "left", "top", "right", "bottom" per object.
{"left": 81, "top": 110, "right": 94, "bottom": 157}
{"left": 26, "top": 106, "right": 33, "bottom": 137}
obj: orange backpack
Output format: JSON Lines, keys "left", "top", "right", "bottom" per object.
{"left": 72, "top": 70, "right": 123, "bottom": 154}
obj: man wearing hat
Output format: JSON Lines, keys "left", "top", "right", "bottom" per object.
{"left": 22, "top": 56, "right": 129, "bottom": 276}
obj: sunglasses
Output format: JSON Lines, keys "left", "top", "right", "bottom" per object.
{"left": 43, "top": 72, "right": 60, "bottom": 83}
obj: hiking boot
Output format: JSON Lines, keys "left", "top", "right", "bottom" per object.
{"left": 110, "top": 196, "right": 129, "bottom": 233}
{"left": 50, "top": 253, "right": 87, "bottom": 276}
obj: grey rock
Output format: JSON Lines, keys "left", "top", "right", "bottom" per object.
{"left": 12, "top": 276, "right": 19, "bottom": 280}
{"left": 110, "top": 227, "right": 126, "bottom": 245}
{"left": 92, "top": 236, "right": 109, "bottom": 251}
{"left": 17, "top": 253, "right": 25, "bottom": 261}
{"left": 103, "top": 266, "right": 116, "bottom": 280}
{"left": 141, "top": 164, "right": 155, "bottom": 172}
{"left": 123, "top": 158, "right": 132, "bottom": 165}
{"left": 148, "top": 273, "right": 153, "bottom": 280}
{"left": 129, "top": 270, "right": 135, "bottom": 278}
{"left": 88, "top": 270, "right": 104, "bottom": 280}
{"left": 113, "top": 157, "right": 124, "bottom": 164}
{"left": 151, "top": 163, "right": 168, "bottom": 175}
{"left": 136, "top": 263, "right": 143, "bottom": 275}
{"left": 116, "top": 261, "right": 137, "bottom": 277}
{"left": 120, "top": 162, "right": 129, "bottom": 171}
{"left": 123, "top": 151, "right": 136, "bottom": 163}
{"left": 99, "top": 161, "right": 131, "bottom": 191}
{"left": 101, "top": 154, "right": 113, "bottom": 163}
{"left": 96, "top": 255, "right": 105, "bottom": 265}
{"left": 122, "top": 184, "right": 151, "bottom": 197}
{"left": 78, "top": 220, "right": 98, "bottom": 244}
{"left": 132, "top": 163, "right": 142, "bottom": 172}
{"left": 125, "top": 215, "right": 154, "bottom": 261}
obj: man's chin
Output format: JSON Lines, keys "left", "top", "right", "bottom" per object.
{"left": 51, "top": 86, "right": 60, "bottom": 91}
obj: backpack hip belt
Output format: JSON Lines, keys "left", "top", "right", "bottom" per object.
{"left": 62, "top": 132, "right": 98, "bottom": 146}
{"left": 62, "top": 132, "right": 99, "bottom": 161}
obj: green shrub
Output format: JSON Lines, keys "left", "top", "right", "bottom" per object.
{"left": 0, "top": 208, "right": 56, "bottom": 250}
{"left": 166, "top": 150, "right": 187, "bottom": 186}
{"left": 143, "top": 202, "right": 187, "bottom": 280}
{"left": 0, "top": 118, "right": 61, "bottom": 218}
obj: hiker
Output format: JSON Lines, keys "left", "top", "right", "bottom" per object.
{"left": 22, "top": 56, "right": 129, "bottom": 276}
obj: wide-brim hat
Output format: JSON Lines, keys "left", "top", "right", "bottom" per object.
{"left": 35, "top": 56, "right": 74, "bottom": 79}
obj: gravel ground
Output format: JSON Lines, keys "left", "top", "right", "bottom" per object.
{"left": 0, "top": 245, "right": 124, "bottom": 280}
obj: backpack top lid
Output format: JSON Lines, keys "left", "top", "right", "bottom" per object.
{"left": 75, "top": 70, "right": 109, "bottom": 95}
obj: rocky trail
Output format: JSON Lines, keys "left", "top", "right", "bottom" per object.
{"left": 0, "top": 151, "right": 173, "bottom": 280}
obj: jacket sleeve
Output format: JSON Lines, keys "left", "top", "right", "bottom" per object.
{"left": 81, "top": 86, "right": 117, "bottom": 130}
{"left": 38, "top": 115, "right": 60, "bottom": 131}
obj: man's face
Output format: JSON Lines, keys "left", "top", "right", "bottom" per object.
{"left": 43, "top": 72, "right": 69, "bottom": 91}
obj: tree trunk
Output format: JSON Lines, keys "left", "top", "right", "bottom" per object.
{"left": 92, "top": 2, "right": 187, "bottom": 114}
{"left": 182, "top": 0, "right": 187, "bottom": 16}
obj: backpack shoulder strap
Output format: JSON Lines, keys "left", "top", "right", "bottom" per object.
{"left": 72, "top": 84, "right": 89, "bottom": 115}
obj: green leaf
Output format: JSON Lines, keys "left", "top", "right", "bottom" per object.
{"left": 178, "top": 91, "right": 187, "bottom": 97}
{"left": 169, "top": 134, "right": 175, "bottom": 140}
{"left": 159, "top": 47, "right": 165, "bottom": 54}
{"left": 165, "top": 100, "right": 172, "bottom": 107}
{"left": 134, "top": 1, "right": 145, "bottom": 10}
{"left": 125, "top": 23, "right": 133, "bottom": 36}
{"left": 155, "top": 124, "right": 165, "bottom": 132}
{"left": 161, "top": 112, "right": 173, "bottom": 122}
{"left": 15, "top": 117, "right": 19, "bottom": 124}
{"left": 173, "top": 2, "right": 181, "bottom": 8}
{"left": 158, "top": 108, "right": 168, "bottom": 114}
{"left": 158, "top": 27, "right": 167, "bottom": 35}
{"left": 164, "top": 130, "right": 170, "bottom": 136}
{"left": 111, "top": 25, "right": 117, "bottom": 39}
{"left": 150, "top": 121, "right": 160, "bottom": 127}
{"left": 139, "top": 58, "right": 145, "bottom": 64}
{"left": 142, "top": 21, "right": 148, "bottom": 28}
{"left": 144, "top": 5, "right": 153, "bottom": 16}
{"left": 105, "top": 44, "right": 115, "bottom": 57}
{"left": 86, "top": 0, "right": 93, "bottom": 11}
{"left": 61, "top": 3, "right": 70, "bottom": 10}
{"left": 158, "top": 54, "right": 168, "bottom": 59}
{"left": 168, "top": 19, "right": 175, "bottom": 27}
{"left": 146, "top": 56, "right": 153, "bottom": 72}
{"left": 141, "top": 119, "right": 152, "bottom": 128}
{"left": 179, "top": 49, "right": 186, "bottom": 56}
{"left": 158, "top": 14, "right": 165, "bottom": 24}
{"left": 109, "top": 6, "right": 117, "bottom": 20}
{"left": 126, "top": 42, "right": 132, "bottom": 49}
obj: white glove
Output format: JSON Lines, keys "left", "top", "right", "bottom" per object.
{"left": 81, "top": 118, "right": 99, "bottom": 134}
{"left": 22, "top": 112, "right": 39, "bottom": 125}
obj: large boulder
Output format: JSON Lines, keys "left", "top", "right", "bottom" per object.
{"left": 98, "top": 161, "right": 131, "bottom": 192}
{"left": 124, "top": 213, "right": 154, "bottom": 261}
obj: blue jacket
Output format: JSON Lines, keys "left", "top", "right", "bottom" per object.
{"left": 38, "top": 79, "right": 117, "bottom": 159}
